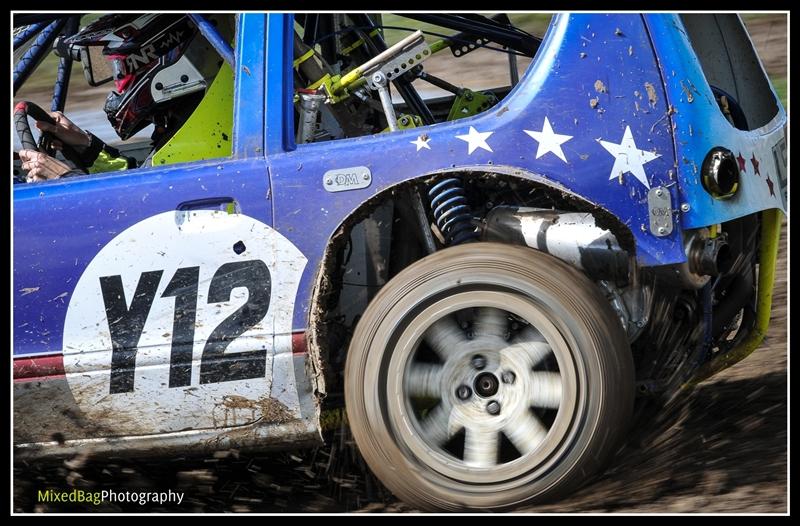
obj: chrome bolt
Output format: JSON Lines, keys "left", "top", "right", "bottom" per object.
{"left": 486, "top": 401, "right": 501, "bottom": 415}
{"left": 326, "top": 179, "right": 333, "bottom": 185}
{"left": 655, "top": 188, "right": 663, "bottom": 197}
{"left": 456, "top": 385, "right": 472, "bottom": 400}
{"left": 501, "top": 371, "right": 516, "bottom": 384}
{"left": 363, "top": 173, "right": 370, "bottom": 180}
{"left": 681, "top": 203, "right": 691, "bottom": 212}
{"left": 658, "top": 227, "right": 667, "bottom": 235}
{"left": 471, "top": 355, "right": 487, "bottom": 370}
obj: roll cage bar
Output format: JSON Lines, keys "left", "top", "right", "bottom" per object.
{"left": 14, "top": 12, "right": 539, "bottom": 122}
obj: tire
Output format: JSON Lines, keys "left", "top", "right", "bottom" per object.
{"left": 344, "top": 242, "right": 634, "bottom": 511}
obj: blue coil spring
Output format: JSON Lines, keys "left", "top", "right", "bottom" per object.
{"left": 427, "top": 177, "right": 479, "bottom": 245}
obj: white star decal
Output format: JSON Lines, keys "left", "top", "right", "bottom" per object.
{"left": 598, "top": 126, "right": 660, "bottom": 189}
{"left": 456, "top": 126, "right": 494, "bottom": 154}
{"left": 411, "top": 135, "right": 431, "bottom": 151}
{"left": 524, "top": 116, "right": 572, "bottom": 162}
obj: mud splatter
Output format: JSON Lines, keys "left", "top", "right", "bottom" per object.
{"left": 594, "top": 80, "right": 608, "bottom": 94}
{"left": 645, "top": 82, "right": 658, "bottom": 107}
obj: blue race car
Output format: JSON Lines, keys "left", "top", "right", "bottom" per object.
{"left": 13, "top": 13, "right": 786, "bottom": 511}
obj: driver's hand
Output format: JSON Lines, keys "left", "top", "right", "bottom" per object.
{"left": 18, "top": 150, "right": 72, "bottom": 182}
{"left": 34, "top": 111, "right": 92, "bottom": 150}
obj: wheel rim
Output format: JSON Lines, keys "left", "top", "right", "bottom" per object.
{"left": 385, "top": 290, "right": 581, "bottom": 486}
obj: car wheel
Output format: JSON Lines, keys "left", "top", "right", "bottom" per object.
{"left": 344, "top": 242, "right": 634, "bottom": 511}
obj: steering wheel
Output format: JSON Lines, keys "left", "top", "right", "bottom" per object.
{"left": 14, "top": 101, "right": 84, "bottom": 181}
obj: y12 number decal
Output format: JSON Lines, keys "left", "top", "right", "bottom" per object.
{"left": 100, "top": 260, "right": 271, "bottom": 394}
{"left": 100, "top": 270, "right": 164, "bottom": 394}
{"left": 200, "top": 260, "right": 271, "bottom": 385}
{"left": 62, "top": 211, "right": 307, "bottom": 435}
{"left": 161, "top": 266, "right": 200, "bottom": 389}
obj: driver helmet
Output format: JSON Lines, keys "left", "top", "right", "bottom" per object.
{"left": 65, "top": 14, "right": 230, "bottom": 140}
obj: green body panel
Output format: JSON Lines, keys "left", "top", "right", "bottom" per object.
{"left": 88, "top": 151, "right": 130, "bottom": 174}
{"left": 151, "top": 63, "right": 234, "bottom": 166}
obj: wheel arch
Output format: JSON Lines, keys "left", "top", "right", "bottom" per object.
{"left": 306, "top": 165, "right": 638, "bottom": 396}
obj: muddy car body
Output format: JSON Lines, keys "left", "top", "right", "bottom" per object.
{"left": 13, "top": 13, "right": 786, "bottom": 510}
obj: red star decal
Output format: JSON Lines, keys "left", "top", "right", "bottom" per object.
{"left": 765, "top": 173, "right": 775, "bottom": 197}
{"left": 737, "top": 152, "right": 746, "bottom": 173}
{"left": 751, "top": 154, "right": 760, "bottom": 176}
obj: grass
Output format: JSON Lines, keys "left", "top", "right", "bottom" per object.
{"left": 771, "top": 77, "right": 787, "bottom": 110}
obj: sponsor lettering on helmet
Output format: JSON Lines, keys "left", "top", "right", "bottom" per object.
{"left": 125, "top": 44, "right": 158, "bottom": 72}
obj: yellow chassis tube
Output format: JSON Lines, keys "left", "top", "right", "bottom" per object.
{"left": 331, "top": 35, "right": 449, "bottom": 97}
{"left": 686, "top": 208, "right": 783, "bottom": 386}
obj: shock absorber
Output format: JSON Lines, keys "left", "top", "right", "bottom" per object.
{"left": 427, "top": 177, "right": 479, "bottom": 245}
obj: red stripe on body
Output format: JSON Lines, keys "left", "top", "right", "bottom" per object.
{"left": 13, "top": 354, "right": 65, "bottom": 382}
{"left": 14, "top": 336, "right": 307, "bottom": 381}
{"left": 292, "top": 332, "right": 307, "bottom": 356}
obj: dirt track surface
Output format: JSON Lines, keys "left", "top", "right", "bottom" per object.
{"left": 523, "top": 221, "right": 788, "bottom": 513}
{"left": 13, "top": 15, "right": 787, "bottom": 514}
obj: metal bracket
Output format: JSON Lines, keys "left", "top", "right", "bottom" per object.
{"left": 446, "top": 89, "right": 498, "bottom": 121}
{"left": 308, "top": 73, "right": 348, "bottom": 104}
{"left": 364, "top": 34, "right": 432, "bottom": 88}
{"left": 647, "top": 186, "right": 673, "bottom": 236}
{"left": 450, "top": 35, "right": 491, "bottom": 58}
{"left": 381, "top": 113, "right": 422, "bottom": 133}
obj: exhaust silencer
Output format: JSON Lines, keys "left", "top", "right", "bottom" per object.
{"left": 482, "top": 206, "right": 629, "bottom": 283}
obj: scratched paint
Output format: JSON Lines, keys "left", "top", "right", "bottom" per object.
{"left": 644, "top": 14, "right": 787, "bottom": 227}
